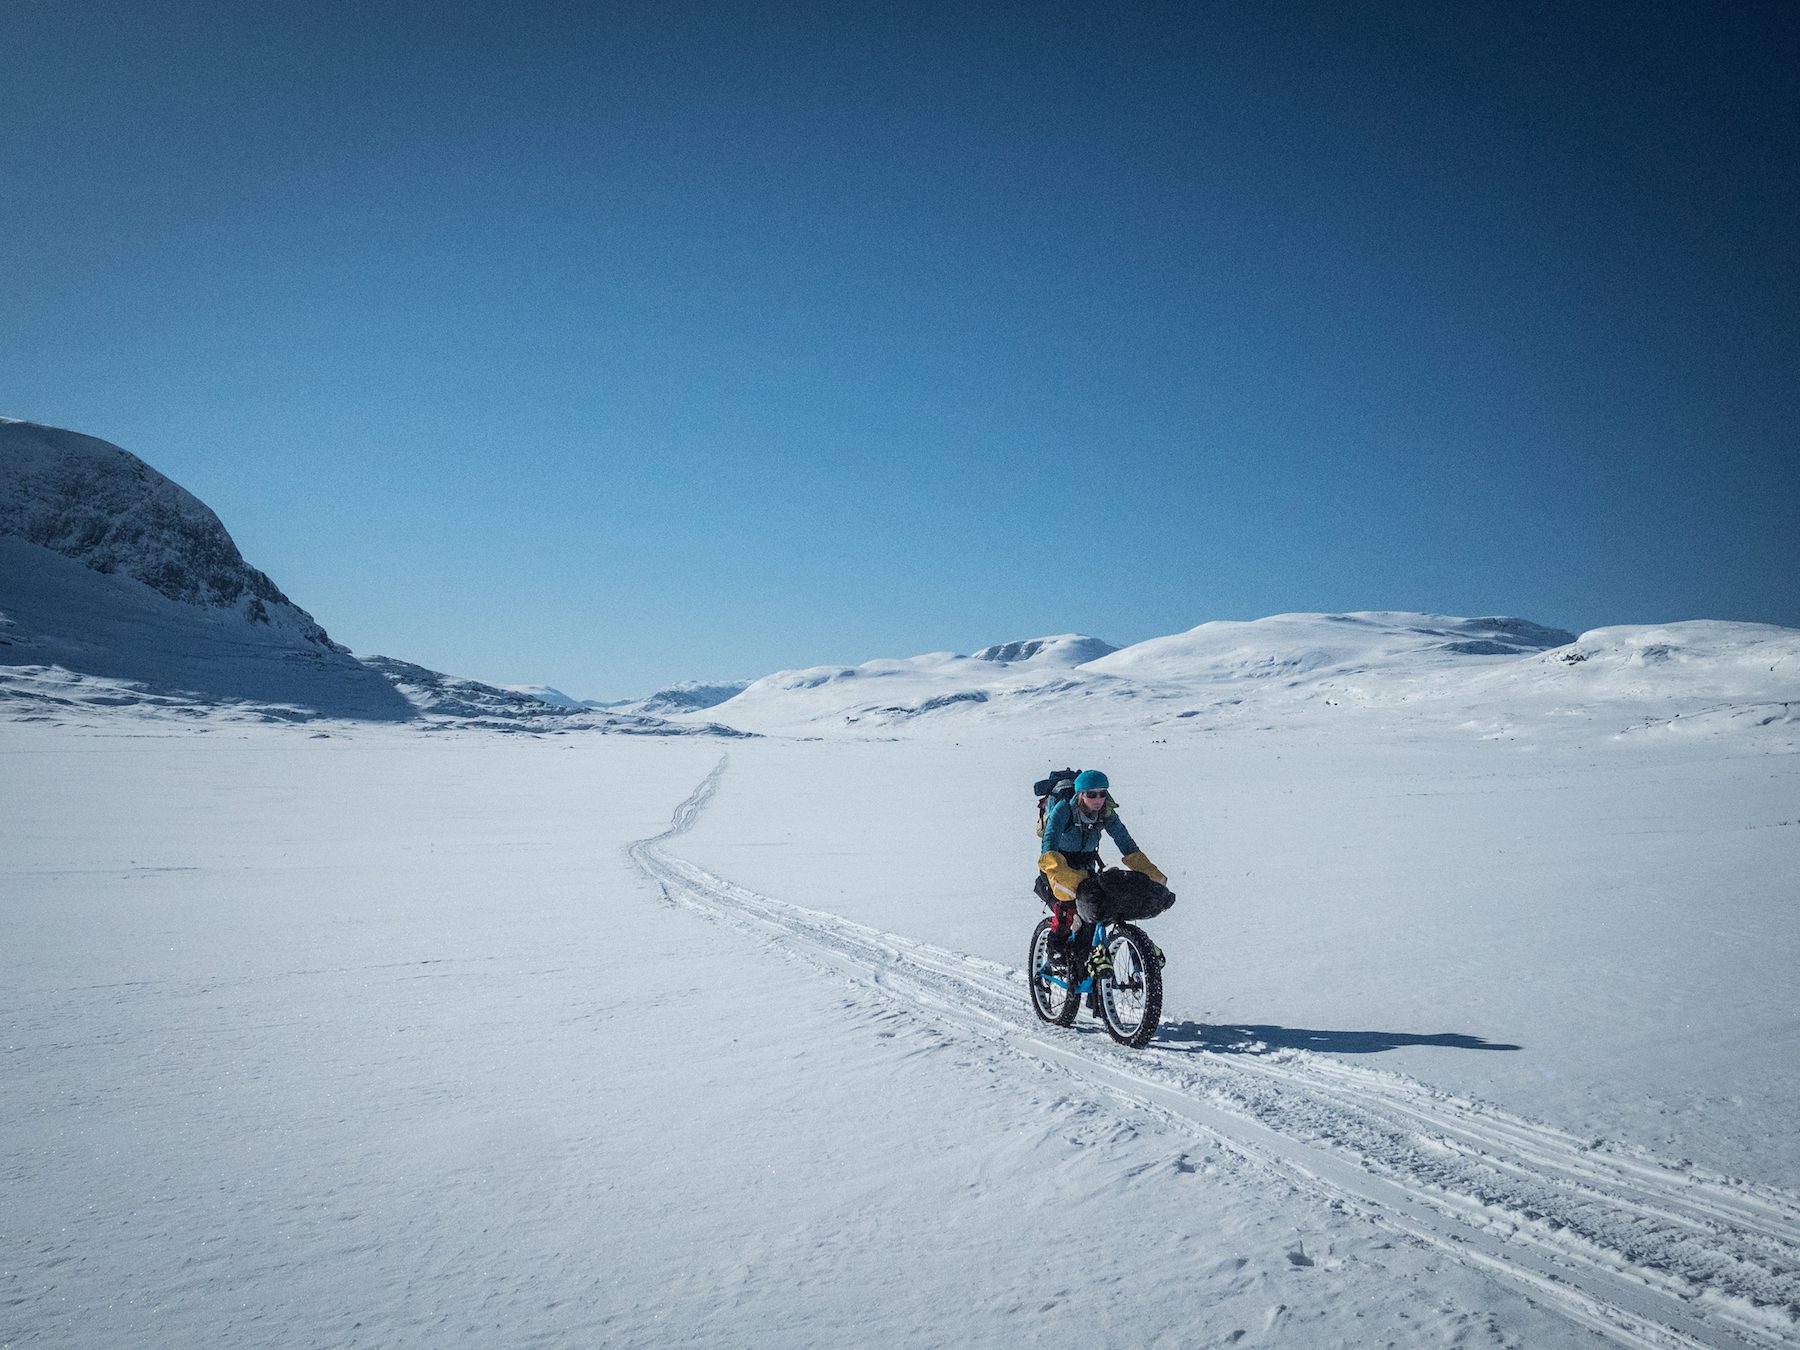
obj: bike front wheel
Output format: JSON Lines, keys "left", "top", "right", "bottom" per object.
{"left": 1028, "top": 917, "right": 1080, "bottom": 1027}
{"left": 1097, "top": 922, "right": 1163, "bottom": 1047}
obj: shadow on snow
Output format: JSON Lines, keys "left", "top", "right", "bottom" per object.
{"left": 1156, "top": 1022, "right": 1523, "bottom": 1055}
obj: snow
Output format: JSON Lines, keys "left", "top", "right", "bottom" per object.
{"left": 499, "top": 683, "right": 586, "bottom": 708}
{"left": 0, "top": 419, "right": 336, "bottom": 649}
{"left": 0, "top": 534, "right": 414, "bottom": 723}
{"left": 6, "top": 419, "right": 1800, "bottom": 1346}
{"left": 671, "top": 731, "right": 1800, "bottom": 1189}
{"left": 969, "top": 633, "right": 1120, "bottom": 665}
{"left": 0, "top": 539, "right": 739, "bottom": 734}
{"left": 699, "top": 633, "right": 1125, "bottom": 733}
{"left": 0, "top": 420, "right": 743, "bottom": 735}
{"left": 618, "top": 679, "right": 753, "bottom": 716}
{"left": 1082, "top": 612, "right": 1574, "bottom": 682}
{"left": 5, "top": 707, "right": 1798, "bottom": 1349}
{"left": 685, "top": 610, "right": 1797, "bottom": 743}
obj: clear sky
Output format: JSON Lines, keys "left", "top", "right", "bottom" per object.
{"left": 4, "top": 1, "right": 1796, "bottom": 699}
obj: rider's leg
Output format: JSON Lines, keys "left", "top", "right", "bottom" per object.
{"left": 1069, "top": 919, "right": 1094, "bottom": 969}
{"left": 1068, "top": 852, "right": 1102, "bottom": 977}
{"left": 1048, "top": 902, "right": 1075, "bottom": 969}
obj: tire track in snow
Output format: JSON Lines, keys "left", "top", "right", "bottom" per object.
{"left": 632, "top": 758, "right": 1800, "bottom": 1350}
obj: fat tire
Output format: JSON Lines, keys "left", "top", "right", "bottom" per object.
{"left": 1028, "top": 917, "right": 1080, "bottom": 1027}
{"left": 1098, "top": 921, "right": 1163, "bottom": 1048}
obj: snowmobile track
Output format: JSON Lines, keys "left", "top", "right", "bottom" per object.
{"left": 631, "top": 758, "right": 1800, "bottom": 1350}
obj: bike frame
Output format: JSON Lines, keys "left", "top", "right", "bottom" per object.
{"left": 1030, "top": 904, "right": 1163, "bottom": 1048}
{"left": 1041, "top": 918, "right": 1111, "bottom": 992}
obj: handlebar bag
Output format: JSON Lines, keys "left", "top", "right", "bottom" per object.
{"left": 1075, "top": 868, "right": 1176, "bottom": 923}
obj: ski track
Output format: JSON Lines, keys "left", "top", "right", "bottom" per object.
{"left": 631, "top": 757, "right": 1800, "bottom": 1350}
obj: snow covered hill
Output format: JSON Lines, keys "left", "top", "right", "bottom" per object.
{"left": 1483, "top": 620, "right": 1800, "bottom": 712}
{"left": 0, "top": 418, "right": 337, "bottom": 649}
{"left": 7, "top": 415, "right": 1793, "bottom": 745}
{"left": 366, "top": 657, "right": 748, "bottom": 735}
{"left": 678, "top": 611, "right": 1798, "bottom": 744}
{"left": 499, "top": 683, "right": 588, "bottom": 709}
{"left": 0, "top": 419, "right": 733, "bottom": 734}
{"left": 698, "top": 631, "right": 1131, "bottom": 732}
{"left": 0, "top": 534, "right": 417, "bottom": 723}
{"left": 970, "top": 633, "right": 1119, "bottom": 665}
{"left": 1081, "top": 612, "right": 1574, "bottom": 683}
{"left": 688, "top": 614, "right": 1582, "bottom": 734}
{"left": 616, "top": 679, "right": 752, "bottom": 716}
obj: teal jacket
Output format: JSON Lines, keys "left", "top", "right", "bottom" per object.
{"left": 1041, "top": 795, "right": 1140, "bottom": 859}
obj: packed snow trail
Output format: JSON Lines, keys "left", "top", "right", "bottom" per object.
{"left": 631, "top": 759, "right": 1800, "bottom": 1350}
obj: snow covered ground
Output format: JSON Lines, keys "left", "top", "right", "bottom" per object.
{"left": 5, "top": 709, "right": 1798, "bottom": 1349}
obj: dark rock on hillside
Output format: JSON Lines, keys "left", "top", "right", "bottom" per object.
{"left": 0, "top": 419, "right": 337, "bottom": 648}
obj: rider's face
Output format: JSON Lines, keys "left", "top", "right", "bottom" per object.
{"left": 1079, "top": 790, "right": 1107, "bottom": 809}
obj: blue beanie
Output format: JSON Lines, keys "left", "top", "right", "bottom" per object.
{"left": 1072, "top": 769, "right": 1109, "bottom": 793}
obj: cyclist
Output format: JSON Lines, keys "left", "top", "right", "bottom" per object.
{"left": 1037, "top": 769, "right": 1167, "bottom": 975}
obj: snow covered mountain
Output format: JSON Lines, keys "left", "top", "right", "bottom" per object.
{"left": 0, "top": 534, "right": 417, "bottom": 722}
{"left": 0, "top": 419, "right": 733, "bottom": 734}
{"left": 673, "top": 611, "right": 1797, "bottom": 742}
{"left": 620, "top": 680, "right": 752, "bottom": 716}
{"left": 669, "top": 615, "right": 1558, "bottom": 733}
{"left": 0, "top": 416, "right": 420, "bottom": 722}
{"left": 500, "top": 683, "right": 589, "bottom": 709}
{"left": 8, "top": 416, "right": 1791, "bottom": 743}
{"left": 0, "top": 418, "right": 337, "bottom": 649}
{"left": 685, "top": 631, "right": 1120, "bottom": 731}
{"left": 365, "top": 658, "right": 747, "bottom": 735}
{"left": 1465, "top": 620, "right": 1800, "bottom": 738}
{"left": 1081, "top": 612, "right": 1573, "bottom": 683}
{"left": 970, "top": 634, "right": 1119, "bottom": 665}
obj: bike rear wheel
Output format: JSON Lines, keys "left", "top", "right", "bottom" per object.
{"left": 1097, "top": 922, "right": 1163, "bottom": 1047}
{"left": 1028, "top": 917, "right": 1080, "bottom": 1027}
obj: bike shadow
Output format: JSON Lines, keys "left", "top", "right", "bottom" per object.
{"left": 1157, "top": 1022, "right": 1522, "bottom": 1055}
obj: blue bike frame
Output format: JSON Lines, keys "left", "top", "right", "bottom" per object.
{"left": 1042, "top": 919, "right": 1111, "bottom": 992}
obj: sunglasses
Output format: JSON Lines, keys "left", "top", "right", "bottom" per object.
{"left": 1079, "top": 791, "right": 1108, "bottom": 802}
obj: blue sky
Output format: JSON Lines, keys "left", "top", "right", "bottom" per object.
{"left": 4, "top": 1, "right": 1796, "bottom": 698}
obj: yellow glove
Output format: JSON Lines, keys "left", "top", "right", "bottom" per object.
{"left": 1038, "top": 851, "right": 1088, "bottom": 904}
{"left": 1121, "top": 851, "right": 1167, "bottom": 887}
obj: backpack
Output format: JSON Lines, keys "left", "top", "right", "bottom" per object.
{"left": 1033, "top": 767, "right": 1081, "bottom": 837}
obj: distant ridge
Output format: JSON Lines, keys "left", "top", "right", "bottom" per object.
{"left": 1082, "top": 612, "right": 1576, "bottom": 683}
{"left": 7, "top": 419, "right": 1792, "bottom": 744}
{"left": 627, "top": 680, "right": 751, "bottom": 716}
{"left": 665, "top": 611, "right": 1796, "bottom": 742}
{"left": 971, "top": 635, "right": 1118, "bottom": 665}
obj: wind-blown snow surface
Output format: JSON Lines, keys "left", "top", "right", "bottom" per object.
{"left": 5, "top": 707, "right": 1798, "bottom": 1348}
